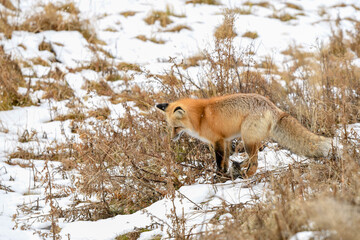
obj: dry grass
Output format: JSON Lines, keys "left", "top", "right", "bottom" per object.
{"left": 72, "top": 57, "right": 114, "bottom": 73}
{"left": 186, "top": 0, "right": 220, "bottom": 5}
{"left": 30, "top": 57, "right": 50, "bottom": 66}
{"left": 214, "top": 14, "right": 237, "bottom": 40}
{"left": 38, "top": 40, "right": 52, "bottom": 52}
{"left": 242, "top": 31, "right": 258, "bottom": 39}
{"left": 163, "top": 24, "right": 192, "bottom": 33}
{"left": 120, "top": 11, "right": 137, "bottom": 17}
{"left": 0, "top": 47, "right": 33, "bottom": 110}
{"left": 181, "top": 53, "right": 206, "bottom": 69}
{"left": 135, "top": 35, "right": 166, "bottom": 44}
{"left": 144, "top": 8, "right": 176, "bottom": 27}
{"left": 83, "top": 80, "right": 114, "bottom": 96}
{"left": 88, "top": 106, "right": 111, "bottom": 120}
{"left": 9, "top": 143, "right": 78, "bottom": 170}
{"left": 243, "top": 1, "right": 271, "bottom": 8}
{"left": 117, "top": 62, "right": 141, "bottom": 72}
{"left": 106, "top": 73, "right": 133, "bottom": 82}
{"left": 231, "top": 8, "right": 252, "bottom": 15}
{"left": 271, "top": 12, "right": 297, "bottom": 22}
{"left": 54, "top": 109, "right": 86, "bottom": 122}
{"left": 285, "top": 2, "right": 303, "bottom": 11}
{"left": 34, "top": 79, "right": 74, "bottom": 101}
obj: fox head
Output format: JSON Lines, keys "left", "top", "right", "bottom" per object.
{"left": 156, "top": 103, "right": 190, "bottom": 141}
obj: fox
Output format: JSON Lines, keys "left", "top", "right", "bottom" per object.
{"left": 156, "top": 93, "right": 332, "bottom": 178}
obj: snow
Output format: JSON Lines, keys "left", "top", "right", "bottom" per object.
{"left": 0, "top": 0, "right": 359, "bottom": 239}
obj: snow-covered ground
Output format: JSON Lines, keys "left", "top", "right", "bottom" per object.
{"left": 0, "top": 0, "right": 359, "bottom": 239}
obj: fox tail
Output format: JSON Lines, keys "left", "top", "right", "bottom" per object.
{"left": 270, "top": 114, "right": 332, "bottom": 158}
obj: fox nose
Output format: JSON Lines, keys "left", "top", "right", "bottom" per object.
{"left": 156, "top": 103, "right": 169, "bottom": 111}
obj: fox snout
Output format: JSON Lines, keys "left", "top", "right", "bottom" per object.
{"left": 172, "top": 127, "right": 184, "bottom": 141}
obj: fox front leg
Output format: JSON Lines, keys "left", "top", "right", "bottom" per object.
{"left": 214, "top": 139, "right": 230, "bottom": 174}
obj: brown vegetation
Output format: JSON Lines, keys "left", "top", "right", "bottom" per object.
{"left": 214, "top": 13, "right": 237, "bottom": 40}
{"left": 186, "top": 0, "right": 219, "bottom": 5}
{"left": 1, "top": 2, "right": 102, "bottom": 44}
{"left": 243, "top": 1, "right": 271, "bottom": 8}
{"left": 83, "top": 80, "right": 114, "bottom": 96}
{"left": 163, "top": 24, "right": 192, "bottom": 33}
{"left": 144, "top": 10, "right": 173, "bottom": 27}
{"left": 120, "top": 11, "right": 137, "bottom": 17}
{"left": 242, "top": 31, "right": 259, "bottom": 39}
{"left": 135, "top": 35, "right": 166, "bottom": 44}
{"left": 271, "top": 12, "right": 297, "bottom": 22}
{"left": 0, "top": 47, "right": 33, "bottom": 110}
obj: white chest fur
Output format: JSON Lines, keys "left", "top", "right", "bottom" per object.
{"left": 184, "top": 129, "right": 211, "bottom": 144}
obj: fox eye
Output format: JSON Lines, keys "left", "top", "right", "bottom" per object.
{"left": 174, "top": 106, "right": 183, "bottom": 113}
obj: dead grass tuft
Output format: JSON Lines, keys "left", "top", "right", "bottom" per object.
{"left": 214, "top": 13, "right": 237, "bottom": 40}
{"left": 120, "top": 11, "right": 137, "bottom": 17}
{"left": 34, "top": 79, "right": 74, "bottom": 101}
{"left": 271, "top": 12, "right": 297, "bottom": 22}
{"left": 54, "top": 109, "right": 86, "bottom": 122}
{"left": 84, "top": 80, "right": 114, "bottom": 96}
{"left": 186, "top": 0, "right": 220, "bottom": 5}
{"left": 30, "top": 57, "right": 50, "bottom": 66}
{"left": 117, "top": 62, "right": 141, "bottom": 72}
{"left": 38, "top": 40, "right": 52, "bottom": 52}
{"left": 163, "top": 24, "right": 192, "bottom": 33}
{"left": 242, "top": 31, "right": 259, "bottom": 39}
{"left": 106, "top": 73, "right": 133, "bottom": 82}
{"left": 135, "top": 35, "right": 166, "bottom": 44}
{"left": 227, "top": 7, "right": 252, "bottom": 15}
{"left": 144, "top": 10, "right": 173, "bottom": 27}
{"left": 0, "top": 47, "right": 33, "bottom": 110}
{"left": 88, "top": 107, "right": 111, "bottom": 120}
{"left": 72, "top": 57, "right": 115, "bottom": 73}
{"left": 181, "top": 53, "right": 206, "bottom": 69}
{"left": 243, "top": 1, "right": 271, "bottom": 8}
{"left": 285, "top": 2, "right": 303, "bottom": 11}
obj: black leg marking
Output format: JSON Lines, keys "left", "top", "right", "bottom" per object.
{"left": 214, "top": 141, "right": 225, "bottom": 172}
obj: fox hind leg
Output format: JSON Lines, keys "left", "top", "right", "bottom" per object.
{"left": 242, "top": 143, "right": 259, "bottom": 178}
{"left": 232, "top": 116, "right": 270, "bottom": 178}
{"left": 232, "top": 142, "right": 259, "bottom": 179}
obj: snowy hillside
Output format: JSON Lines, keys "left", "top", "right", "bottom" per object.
{"left": 0, "top": 0, "right": 359, "bottom": 239}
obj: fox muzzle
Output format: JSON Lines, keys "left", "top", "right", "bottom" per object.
{"left": 171, "top": 127, "right": 184, "bottom": 141}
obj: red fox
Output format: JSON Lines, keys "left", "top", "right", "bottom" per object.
{"left": 156, "top": 93, "right": 332, "bottom": 178}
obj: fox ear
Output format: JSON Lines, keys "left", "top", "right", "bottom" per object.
{"left": 156, "top": 103, "right": 169, "bottom": 111}
{"left": 173, "top": 106, "right": 185, "bottom": 119}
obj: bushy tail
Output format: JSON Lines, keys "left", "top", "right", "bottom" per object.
{"left": 270, "top": 114, "right": 332, "bottom": 158}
